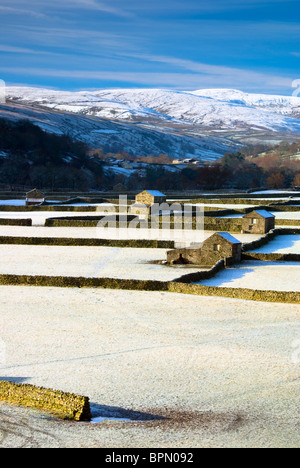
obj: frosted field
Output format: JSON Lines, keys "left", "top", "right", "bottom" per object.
{"left": 0, "top": 210, "right": 112, "bottom": 226}
{"left": 0, "top": 197, "right": 299, "bottom": 447}
{"left": 0, "top": 225, "right": 263, "bottom": 247}
{"left": 0, "top": 199, "right": 26, "bottom": 206}
{"left": 198, "top": 261, "right": 300, "bottom": 292}
{"left": 0, "top": 287, "right": 299, "bottom": 448}
{"left": 0, "top": 245, "right": 203, "bottom": 281}
{"left": 218, "top": 211, "right": 300, "bottom": 220}
{"left": 1, "top": 206, "right": 299, "bottom": 227}
{"left": 195, "top": 203, "right": 263, "bottom": 209}
{"left": 273, "top": 212, "right": 300, "bottom": 220}
{"left": 251, "top": 235, "right": 300, "bottom": 254}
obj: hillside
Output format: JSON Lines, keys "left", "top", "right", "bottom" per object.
{"left": 6, "top": 87, "right": 300, "bottom": 129}
{"left": 0, "top": 100, "right": 234, "bottom": 162}
{"left": 2, "top": 87, "right": 300, "bottom": 161}
{"left": 0, "top": 118, "right": 104, "bottom": 190}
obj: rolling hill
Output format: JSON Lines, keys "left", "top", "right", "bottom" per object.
{"left": 1, "top": 86, "right": 300, "bottom": 161}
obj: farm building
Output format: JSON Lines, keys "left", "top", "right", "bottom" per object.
{"left": 135, "top": 190, "right": 167, "bottom": 206}
{"left": 25, "top": 189, "right": 45, "bottom": 207}
{"left": 128, "top": 203, "right": 151, "bottom": 218}
{"left": 113, "top": 183, "right": 126, "bottom": 193}
{"left": 242, "top": 210, "right": 275, "bottom": 234}
{"left": 167, "top": 232, "right": 242, "bottom": 266}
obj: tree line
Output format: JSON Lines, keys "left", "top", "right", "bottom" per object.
{"left": 0, "top": 118, "right": 299, "bottom": 191}
{"left": 0, "top": 118, "right": 104, "bottom": 190}
{"left": 106, "top": 149, "right": 300, "bottom": 192}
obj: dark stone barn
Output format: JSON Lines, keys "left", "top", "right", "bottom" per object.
{"left": 25, "top": 189, "right": 45, "bottom": 207}
{"left": 242, "top": 210, "right": 275, "bottom": 234}
{"left": 167, "top": 232, "right": 242, "bottom": 266}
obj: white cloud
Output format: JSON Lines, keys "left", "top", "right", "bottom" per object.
{"left": 0, "top": 0, "right": 133, "bottom": 18}
{"left": 0, "top": 5, "right": 45, "bottom": 17}
{"left": 0, "top": 45, "right": 59, "bottom": 55}
{"left": 70, "top": 0, "right": 134, "bottom": 17}
{"left": 0, "top": 66, "right": 293, "bottom": 93}
{"left": 119, "top": 52, "right": 293, "bottom": 89}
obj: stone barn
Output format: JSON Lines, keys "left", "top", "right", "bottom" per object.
{"left": 113, "top": 183, "right": 126, "bottom": 193}
{"left": 25, "top": 189, "right": 45, "bottom": 207}
{"left": 135, "top": 190, "right": 167, "bottom": 206}
{"left": 128, "top": 203, "right": 151, "bottom": 218}
{"left": 242, "top": 210, "right": 275, "bottom": 234}
{"left": 167, "top": 232, "right": 242, "bottom": 266}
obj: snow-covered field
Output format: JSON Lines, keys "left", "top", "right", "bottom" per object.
{"left": 272, "top": 212, "right": 300, "bottom": 220}
{"left": 194, "top": 201, "right": 299, "bottom": 211}
{"left": 0, "top": 245, "right": 202, "bottom": 281}
{"left": 0, "top": 287, "right": 299, "bottom": 448}
{"left": 251, "top": 190, "right": 300, "bottom": 195}
{"left": 0, "top": 235, "right": 298, "bottom": 288}
{"left": 218, "top": 211, "right": 300, "bottom": 220}
{"left": 0, "top": 199, "right": 26, "bottom": 206}
{"left": 0, "top": 210, "right": 113, "bottom": 226}
{"left": 197, "top": 260, "right": 300, "bottom": 291}
{"left": 0, "top": 197, "right": 299, "bottom": 448}
{"left": 251, "top": 235, "right": 300, "bottom": 254}
{"left": 0, "top": 225, "right": 263, "bottom": 247}
{"left": 196, "top": 203, "right": 262, "bottom": 209}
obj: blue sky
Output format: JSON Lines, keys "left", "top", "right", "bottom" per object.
{"left": 0, "top": 0, "right": 299, "bottom": 94}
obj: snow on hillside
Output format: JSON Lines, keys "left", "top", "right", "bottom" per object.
{"left": 6, "top": 87, "right": 163, "bottom": 121}
{"left": 0, "top": 97, "right": 233, "bottom": 159}
{"left": 2, "top": 86, "right": 300, "bottom": 160}
{"left": 93, "top": 88, "right": 300, "bottom": 131}
{"left": 5, "top": 86, "right": 300, "bottom": 133}
{"left": 192, "top": 89, "right": 300, "bottom": 110}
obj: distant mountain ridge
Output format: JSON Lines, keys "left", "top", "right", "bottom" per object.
{"left": 6, "top": 86, "right": 300, "bottom": 128}
{"left": 1, "top": 86, "right": 300, "bottom": 160}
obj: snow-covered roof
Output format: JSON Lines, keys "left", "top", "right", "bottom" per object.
{"left": 216, "top": 232, "right": 242, "bottom": 244}
{"left": 144, "top": 190, "right": 166, "bottom": 197}
{"left": 246, "top": 210, "right": 275, "bottom": 219}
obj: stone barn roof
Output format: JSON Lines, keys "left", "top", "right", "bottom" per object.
{"left": 26, "top": 189, "right": 44, "bottom": 199}
{"left": 142, "top": 190, "right": 166, "bottom": 197}
{"left": 243, "top": 210, "right": 275, "bottom": 219}
{"left": 215, "top": 232, "right": 242, "bottom": 245}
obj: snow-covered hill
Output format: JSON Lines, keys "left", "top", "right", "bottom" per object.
{"left": 2, "top": 86, "right": 300, "bottom": 160}
{"left": 6, "top": 86, "right": 300, "bottom": 132}
{"left": 192, "top": 89, "right": 300, "bottom": 114}
{"left": 0, "top": 100, "right": 234, "bottom": 160}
